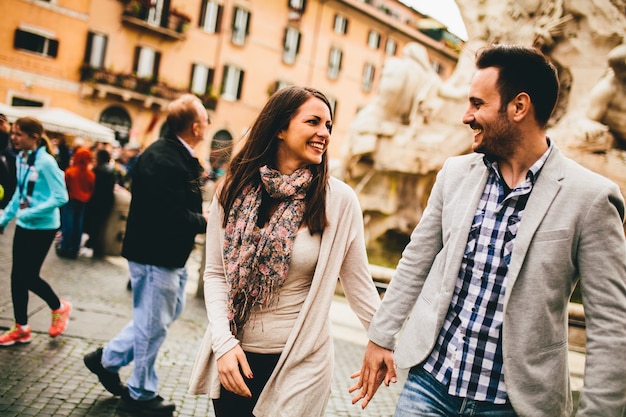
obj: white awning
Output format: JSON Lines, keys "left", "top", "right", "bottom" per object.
{"left": 0, "top": 103, "right": 116, "bottom": 144}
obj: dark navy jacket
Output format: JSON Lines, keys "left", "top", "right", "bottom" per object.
{"left": 122, "top": 134, "right": 207, "bottom": 268}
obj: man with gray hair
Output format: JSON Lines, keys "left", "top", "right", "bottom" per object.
{"left": 84, "top": 94, "right": 209, "bottom": 416}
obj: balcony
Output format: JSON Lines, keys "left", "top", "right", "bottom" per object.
{"left": 120, "top": 1, "right": 191, "bottom": 41}
{"left": 78, "top": 66, "right": 218, "bottom": 111}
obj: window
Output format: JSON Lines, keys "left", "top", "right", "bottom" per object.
{"left": 385, "top": 38, "right": 397, "bottom": 56}
{"left": 283, "top": 27, "right": 301, "bottom": 64}
{"left": 14, "top": 27, "right": 58, "bottom": 58}
{"left": 84, "top": 32, "right": 107, "bottom": 68}
{"left": 328, "top": 47, "right": 342, "bottom": 79}
{"left": 146, "top": 0, "right": 166, "bottom": 27}
{"left": 326, "top": 96, "right": 337, "bottom": 120}
{"left": 11, "top": 96, "right": 44, "bottom": 107}
{"left": 270, "top": 80, "right": 291, "bottom": 96}
{"left": 190, "top": 63, "right": 215, "bottom": 95}
{"left": 133, "top": 46, "right": 161, "bottom": 80}
{"left": 221, "top": 65, "right": 244, "bottom": 101}
{"left": 200, "top": 1, "right": 222, "bottom": 33}
{"left": 367, "top": 30, "right": 381, "bottom": 49}
{"left": 333, "top": 14, "right": 348, "bottom": 34}
{"left": 231, "top": 7, "right": 250, "bottom": 45}
{"left": 288, "top": 0, "right": 306, "bottom": 12}
{"left": 362, "top": 63, "right": 376, "bottom": 92}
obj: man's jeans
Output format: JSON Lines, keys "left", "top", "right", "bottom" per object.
{"left": 102, "top": 261, "right": 187, "bottom": 400}
{"left": 394, "top": 367, "right": 518, "bottom": 417}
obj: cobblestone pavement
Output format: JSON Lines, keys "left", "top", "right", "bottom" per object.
{"left": 0, "top": 221, "right": 407, "bottom": 416}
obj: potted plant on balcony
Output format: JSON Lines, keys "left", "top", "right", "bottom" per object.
{"left": 117, "top": 73, "right": 138, "bottom": 90}
{"left": 169, "top": 7, "right": 192, "bottom": 33}
{"left": 120, "top": 0, "right": 154, "bottom": 18}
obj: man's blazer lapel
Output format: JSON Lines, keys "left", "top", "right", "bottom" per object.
{"left": 503, "top": 147, "right": 565, "bottom": 305}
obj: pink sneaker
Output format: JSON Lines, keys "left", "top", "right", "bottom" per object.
{"left": 0, "top": 324, "right": 32, "bottom": 346}
{"left": 49, "top": 299, "right": 72, "bottom": 337}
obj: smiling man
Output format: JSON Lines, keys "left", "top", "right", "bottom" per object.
{"left": 351, "top": 45, "right": 626, "bottom": 416}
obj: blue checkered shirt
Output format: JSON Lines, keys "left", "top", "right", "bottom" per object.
{"left": 422, "top": 142, "right": 553, "bottom": 403}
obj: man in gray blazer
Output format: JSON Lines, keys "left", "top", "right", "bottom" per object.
{"left": 351, "top": 45, "right": 626, "bottom": 416}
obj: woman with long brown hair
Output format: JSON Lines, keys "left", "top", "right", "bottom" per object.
{"left": 0, "top": 116, "right": 71, "bottom": 346}
{"left": 189, "top": 86, "right": 381, "bottom": 416}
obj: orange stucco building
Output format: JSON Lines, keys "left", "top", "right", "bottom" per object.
{"left": 1, "top": 0, "right": 462, "bottom": 166}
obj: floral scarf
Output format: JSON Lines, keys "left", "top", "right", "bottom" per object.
{"left": 224, "top": 165, "right": 313, "bottom": 334}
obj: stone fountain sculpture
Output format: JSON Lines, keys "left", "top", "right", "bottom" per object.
{"left": 340, "top": 0, "right": 626, "bottom": 248}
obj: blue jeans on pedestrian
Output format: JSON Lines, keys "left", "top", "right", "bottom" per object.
{"left": 394, "top": 366, "right": 518, "bottom": 417}
{"left": 101, "top": 261, "right": 187, "bottom": 401}
{"left": 59, "top": 199, "right": 87, "bottom": 256}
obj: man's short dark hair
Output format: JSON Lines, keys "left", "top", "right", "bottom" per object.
{"left": 476, "top": 44, "right": 560, "bottom": 128}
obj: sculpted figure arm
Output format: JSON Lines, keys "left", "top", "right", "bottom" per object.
{"left": 586, "top": 72, "right": 615, "bottom": 122}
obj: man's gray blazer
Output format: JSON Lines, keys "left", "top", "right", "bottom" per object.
{"left": 368, "top": 146, "right": 626, "bottom": 416}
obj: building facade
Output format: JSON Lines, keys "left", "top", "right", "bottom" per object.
{"left": 1, "top": 0, "right": 462, "bottom": 167}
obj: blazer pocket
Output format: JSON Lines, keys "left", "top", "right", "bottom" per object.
{"left": 533, "top": 228, "right": 570, "bottom": 242}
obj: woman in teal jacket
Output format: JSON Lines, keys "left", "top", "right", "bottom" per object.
{"left": 0, "top": 116, "right": 72, "bottom": 346}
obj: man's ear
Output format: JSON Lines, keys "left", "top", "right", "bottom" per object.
{"left": 512, "top": 92, "right": 531, "bottom": 121}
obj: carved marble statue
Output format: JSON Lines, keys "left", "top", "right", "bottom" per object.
{"left": 587, "top": 43, "right": 626, "bottom": 148}
{"left": 341, "top": 0, "right": 626, "bottom": 247}
{"left": 341, "top": 43, "right": 469, "bottom": 243}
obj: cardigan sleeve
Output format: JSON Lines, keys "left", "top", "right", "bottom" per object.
{"left": 203, "top": 197, "right": 240, "bottom": 359}
{"left": 337, "top": 183, "right": 381, "bottom": 330}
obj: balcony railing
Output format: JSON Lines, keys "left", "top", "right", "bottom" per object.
{"left": 79, "top": 66, "right": 218, "bottom": 111}
{"left": 120, "top": 2, "right": 191, "bottom": 40}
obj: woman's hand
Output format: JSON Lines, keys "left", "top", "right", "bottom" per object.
{"left": 216, "top": 344, "right": 253, "bottom": 398}
{"left": 349, "top": 340, "right": 397, "bottom": 409}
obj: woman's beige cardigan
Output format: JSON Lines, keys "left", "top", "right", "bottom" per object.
{"left": 188, "top": 177, "right": 381, "bottom": 416}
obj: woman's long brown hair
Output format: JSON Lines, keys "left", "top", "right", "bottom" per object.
{"left": 219, "top": 86, "right": 332, "bottom": 234}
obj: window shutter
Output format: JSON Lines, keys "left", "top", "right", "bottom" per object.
{"left": 84, "top": 32, "right": 94, "bottom": 64}
{"left": 215, "top": 5, "right": 223, "bottom": 33}
{"left": 153, "top": 51, "right": 161, "bottom": 80}
{"left": 207, "top": 67, "right": 215, "bottom": 94}
{"left": 190, "top": 63, "right": 197, "bottom": 90}
{"left": 199, "top": 0, "right": 207, "bottom": 27}
{"left": 236, "top": 70, "right": 244, "bottom": 99}
{"left": 132, "top": 46, "right": 141, "bottom": 73}
{"left": 48, "top": 38, "right": 59, "bottom": 58}
{"left": 295, "top": 31, "right": 301, "bottom": 54}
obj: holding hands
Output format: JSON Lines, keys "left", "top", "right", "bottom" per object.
{"left": 349, "top": 341, "right": 397, "bottom": 409}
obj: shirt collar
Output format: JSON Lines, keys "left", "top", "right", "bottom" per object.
{"left": 176, "top": 135, "right": 194, "bottom": 156}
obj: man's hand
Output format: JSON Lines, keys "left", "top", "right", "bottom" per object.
{"left": 349, "top": 340, "right": 397, "bottom": 409}
{"left": 216, "top": 344, "right": 253, "bottom": 398}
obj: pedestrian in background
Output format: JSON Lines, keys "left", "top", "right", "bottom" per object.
{"left": 56, "top": 146, "right": 95, "bottom": 259}
{"left": 351, "top": 44, "right": 626, "bottom": 416}
{"left": 0, "top": 113, "right": 17, "bottom": 209}
{"left": 83, "top": 94, "right": 208, "bottom": 417}
{"left": 188, "top": 86, "right": 381, "bottom": 417}
{"left": 84, "top": 149, "right": 116, "bottom": 258}
{"left": 0, "top": 116, "right": 71, "bottom": 347}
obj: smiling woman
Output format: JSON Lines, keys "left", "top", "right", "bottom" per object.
{"left": 188, "top": 86, "right": 382, "bottom": 417}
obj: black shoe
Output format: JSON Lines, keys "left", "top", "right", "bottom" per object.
{"left": 83, "top": 348, "right": 127, "bottom": 396}
{"left": 120, "top": 394, "right": 176, "bottom": 416}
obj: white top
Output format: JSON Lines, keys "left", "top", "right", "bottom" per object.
{"left": 241, "top": 228, "right": 321, "bottom": 353}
